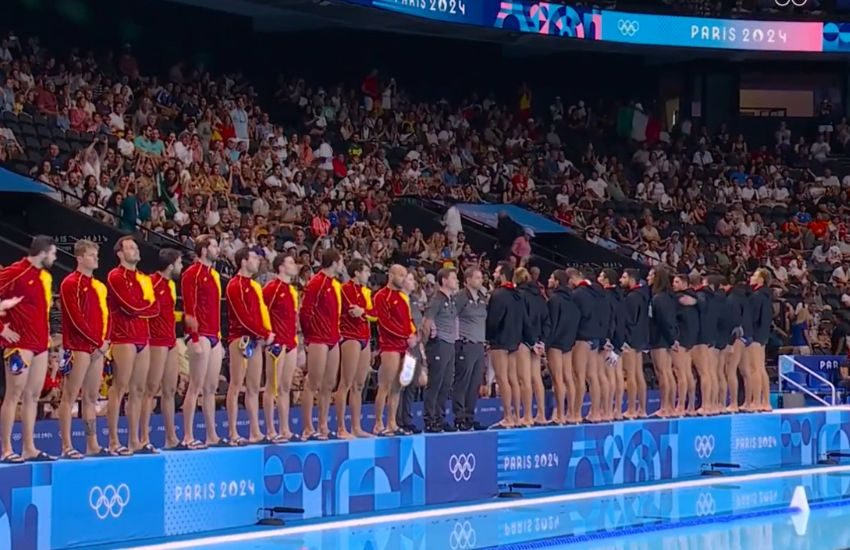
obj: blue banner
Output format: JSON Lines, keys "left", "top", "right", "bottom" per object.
{"left": 425, "top": 431, "right": 498, "bottom": 504}
{"left": 163, "top": 447, "right": 264, "bottom": 536}
{"left": 342, "top": 0, "right": 831, "bottom": 53}
{"left": 50, "top": 457, "right": 165, "bottom": 548}
{"left": 3, "top": 408, "right": 850, "bottom": 549}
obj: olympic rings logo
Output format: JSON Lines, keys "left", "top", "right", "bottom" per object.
{"left": 89, "top": 484, "right": 131, "bottom": 519}
{"left": 449, "top": 453, "right": 476, "bottom": 482}
{"left": 694, "top": 435, "right": 715, "bottom": 459}
{"left": 696, "top": 492, "right": 716, "bottom": 516}
{"left": 617, "top": 20, "right": 640, "bottom": 37}
{"left": 774, "top": 0, "right": 807, "bottom": 6}
{"left": 450, "top": 520, "right": 477, "bottom": 549}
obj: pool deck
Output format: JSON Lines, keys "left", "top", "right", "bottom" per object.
{"left": 3, "top": 405, "right": 849, "bottom": 549}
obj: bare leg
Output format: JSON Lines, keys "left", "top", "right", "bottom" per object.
{"left": 262, "top": 350, "right": 280, "bottom": 440}
{"left": 489, "top": 349, "right": 514, "bottom": 427}
{"left": 160, "top": 347, "right": 179, "bottom": 448}
{"left": 21, "top": 351, "right": 48, "bottom": 459}
{"left": 277, "top": 349, "right": 297, "bottom": 438}
{"left": 335, "top": 341, "right": 362, "bottom": 439}
{"left": 547, "top": 349, "right": 565, "bottom": 424}
{"left": 378, "top": 352, "right": 401, "bottom": 433}
{"left": 0, "top": 350, "right": 32, "bottom": 458}
{"left": 623, "top": 349, "right": 637, "bottom": 418}
{"left": 530, "top": 352, "right": 547, "bottom": 424}
{"left": 127, "top": 346, "right": 151, "bottom": 451}
{"left": 301, "top": 343, "right": 328, "bottom": 438}
{"left": 562, "top": 351, "right": 578, "bottom": 423}
{"left": 108, "top": 344, "right": 136, "bottom": 451}
{"left": 226, "top": 340, "right": 248, "bottom": 442}
{"left": 202, "top": 342, "right": 224, "bottom": 444}
{"left": 82, "top": 353, "right": 105, "bottom": 453}
{"left": 612, "top": 355, "right": 624, "bottom": 420}
{"left": 182, "top": 337, "right": 211, "bottom": 446}
{"left": 516, "top": 344, "right": 533, "bottom": 426}
{"left": 573, "top": 342, "right": 590, "bottom": 421}
{"left": 143, "top": 346, "right": 168, "bottom": 446}
{"left": 350, "top": 346, "right": 373, "bottom": 437}
{"left": 244, "top": 345, "right": 265, "bottom": 442}
{"left": 318, "top": 344, "right": 340, "bottom": 436}
{"left": 60, "top": 351, "right": 91, "bottom": 454}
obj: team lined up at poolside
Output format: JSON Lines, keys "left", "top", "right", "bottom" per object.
{"left": 0, "top": 235, "right": 423, "bottom": 461}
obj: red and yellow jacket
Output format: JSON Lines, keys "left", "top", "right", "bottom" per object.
{"left": 60, "top": 270, "right": 109, "bottom": 353}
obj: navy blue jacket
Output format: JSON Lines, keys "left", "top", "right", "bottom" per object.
{"left": 649, "top": 291, "right": 678, "bottom": 349}
{"left": 486, "top": 284, "right": 526, "bottom": 351}
{"left": 694, "top": 286, "right": 720, "bottom": 347}
{"left": 675, "top": 290, "right": 700, "bottom": 349}
{"left": 624, "top": 284, "right": 650, "bottom": 350}
{"left": 573, "top": 283, "right": 605, "bottom": 341}
{"left": 604, "top": 286, "right": 627, "bottom": 350}
{"left": 728, "top": 284, "right": 753, "bottom": 341}
{"left": 750, "top": 284, "right": 773, "bottom": 345}
{"left": 713, "top": 290, "right": 731, "bottom": 349}
{"left": 546, "top": 287, "right": 579, "bottom": 352}
{"left": 517, "top": 282, "right": 550, "bottom": 346}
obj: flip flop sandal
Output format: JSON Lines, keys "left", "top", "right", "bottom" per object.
{"left": 307, "top": 433, "right": 326, "bottom": 441}
{"left": 251, "top": 438, "right": 272, "bottom": 445}
{"left": 210, "top": 438, "right": 230, "bottom": 448}
{"left": 1, "top": 453, "right": 23, "bottom": 464}
{"left": 488, "top": 421, "right": 510, "bottom": 430}
{"left": 110, "top": 446, "right": 133, "bottom": 457}
{"left": 288, "top": 434, "right": 302, "bottom": 442}
{"left": 27, "top": 451, "right": 56, "bottom": 462}
{"left": 87, "top": 448, "right": 112, "bottom": 457}
{"left": 61, "top": 448, "right": 85, "bottom": 460}
{"left": 228, "top": 437, "right": 248, "bottom": 447}
{"left": 271, "top": 434, "right": 289, "bottom": 444}
{"left": 377, "top": 429, "right": 396, "bottom": 437}
{"left": 135, "top": 443, "right": 158, "bottom": 455}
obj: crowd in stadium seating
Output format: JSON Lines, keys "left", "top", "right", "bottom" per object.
{"left": 1, "top": 26, "right": 849, "bottom": 372}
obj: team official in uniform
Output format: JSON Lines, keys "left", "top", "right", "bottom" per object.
{"left": 452, "top": 267, "right": 488, "bottom": 431}
{"left": 262, "top": 254, "right": 301, "bottom": 442}
{"left": 373, "top": 265, "right": 416, "bottom": 436}
{"left": 486, "top": 261, "right": 526, "bottom": 429}
{"left": 299, "top": 248, "right": 345, "bottom": 440}
{"left": 336, "top": 259, "right": 375, "bottom": 439}
{"left": 144, "top": 248, "right": 183, "bottom": 451}
{"left": 59, "top": 239, "right": 110, "bottom": 458}
{"left": 106, "top": 236, "right": 158, "bottom": 455}
{"left": 422, "top": 268, "right": 459, "bottom": 433}
{"left": 0, "top": 235, "right": 56, "bottom": 463}
{"left": 225, "top": 248, "right": 274, "bottom": 444}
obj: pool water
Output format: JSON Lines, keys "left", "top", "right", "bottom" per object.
{"left": 128, "top": 467, "right": 850, "bottom": 550}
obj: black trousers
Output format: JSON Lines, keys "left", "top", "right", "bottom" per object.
{"left": 452, "top": 341, "right": 486, "bottom": 425}
{"left": 397, "top": 346, "right": 424, "bottom": 428}
{"left": 423, "top": 339, "right": 455, "bottom": 426}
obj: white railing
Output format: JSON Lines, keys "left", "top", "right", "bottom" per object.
{"left": 778, "top": 355, "right": 837, "bottom": 406}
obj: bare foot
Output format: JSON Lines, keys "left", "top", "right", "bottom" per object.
{"left": 337, "top": 430, "right": 355, "bottom": 440}
{"left": 352, "top": 428, "right": 374, "bottom": 438}
{"left": 372, "top": 424, "right": 385, "bottom": 436}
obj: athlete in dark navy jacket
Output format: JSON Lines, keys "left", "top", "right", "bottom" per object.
{"left": 690, "top": 273, "right": 719, "bottom": 415}
{"left": 566, "top": 268, "right": 604, "bottom": 422}
{"left": 599, "top": 269, "right": 625, "bottom": 421}
{"left": 722, "top": 280, "right": 751, "bottom": 412}
{"left": 747, "top": 268, "right": 774, "bottom": 412}
{"left": 546, "top": 270, "right": 579, "bottom": 424}
{"left": 621, "top": 268, "right": 649, "bottom": 419}
{"left": 517, "top": 272, "right": 551, "bottom": 426}
{"left": 672, "top": 274, "right": 699, "bottom": 416}
{"left": 486, "top": 261, "right": 526, "bottom": 428}
{"left": 648, "top": 266, "right": 678, "bottom": 418}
